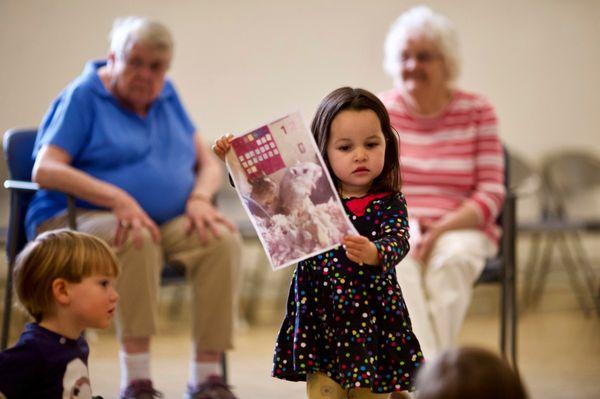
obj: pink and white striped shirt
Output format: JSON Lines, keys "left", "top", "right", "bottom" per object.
{"left": 380, "top": 89, "right": 505, "bottom": 243}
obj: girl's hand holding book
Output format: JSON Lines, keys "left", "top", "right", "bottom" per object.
{"left": 212, "top": 134, "right": 234, "bottom": 162}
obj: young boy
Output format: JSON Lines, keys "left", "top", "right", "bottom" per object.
{"left": 0, "top": 229, "right": 119, "bottom": 399}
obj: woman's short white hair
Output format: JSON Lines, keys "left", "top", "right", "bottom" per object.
{"left": 109, "top": 16, "right": 173, "bottom": 60}
{"left": 383, "top": 6, "right": 460, "bottom": 85}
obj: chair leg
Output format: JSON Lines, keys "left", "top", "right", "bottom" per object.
{"left": 2, "top": 192, "right": 22, "bottom": 350}
{"left": 501, "top": 260, "right": 519, "bottom": 370}
{"left": 597, "top": 283, "right": 600, "bottom": 318}
{"left": 555, "top": 232, "right": 593, "bottom": 316}
{"left": 241, "top": 244, "right": 269, "bottom": 325}
{"left": 221, "top": 354, "right": 228, "bottom": 384}
{"left": 509, "top": 260, "right": 518, "bottom": 371}
{"left": 530, "top": 232, "right": 557, "bottom": 306}
{"left": 567, "top": 231, "right": 600, "bottom": 316}
{"left": 499, "top": 273, "right": 508, "bottom": 359}
{"left": 167, "top": 284, "right": 186, "bottom": 319}
{"left": 1, "top": 260, "right": 14, "bottom": 350}
{"left": 521, "top": 232, "right": 543, "bottom": 308}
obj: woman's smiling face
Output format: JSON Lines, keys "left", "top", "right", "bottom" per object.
{"left": 399, "top": 34, "right": 449, "bottom": 96}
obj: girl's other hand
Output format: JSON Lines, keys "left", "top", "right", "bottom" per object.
{"left": 343, "top": 235, "right": 380, "bottom": 266}
{"left": 212, "top": 134, "right": 235, "bottom": 162}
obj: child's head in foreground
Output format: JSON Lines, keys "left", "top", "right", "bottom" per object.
{"left": 14, "top": 229, "right": 120, "bottom": 325}
{"left": 415, "top": 346, "right": 529, "bottom": 399}
{"left": 311, "top": 86, "right": 400, "bottom": 194}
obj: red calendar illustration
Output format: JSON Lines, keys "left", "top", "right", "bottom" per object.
{"left": 225, "top": 112, "right": 357, "bottom": 270}
{"left": 230, "top": 126, "right": 285, "bottom": 183}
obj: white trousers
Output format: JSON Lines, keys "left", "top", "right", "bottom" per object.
{"left": 396, "top": 229, "right": 496, "bottom": 361}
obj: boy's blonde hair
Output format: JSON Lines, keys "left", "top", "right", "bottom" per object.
{"left": 13, "top": 229, "right": 120, "bottom": 322}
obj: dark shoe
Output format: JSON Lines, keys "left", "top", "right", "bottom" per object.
{"left": 120, "top": 379, "right": 163, "bottom": 399}
{"left": 185, "top": 375, "right": 237, "bottom": 399}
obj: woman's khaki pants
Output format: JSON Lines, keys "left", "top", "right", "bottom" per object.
{"left": 39, "top": 210, "right": 242, "bottom": 350}
{"left": 396, "top": 229, "right": 496, "bottom": 361}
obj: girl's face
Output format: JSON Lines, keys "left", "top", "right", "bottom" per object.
{"left": 327, "top": 109, "right": 386, "bottom": 197}
{"left": 67, "top": 273, "right": 119, "bottom": 330}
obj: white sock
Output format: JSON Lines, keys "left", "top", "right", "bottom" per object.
{"left": 119, "top": 351, "right": 151, "bottom": 392}
{"left": 189, "top": 361, "right": 221, "bottom": 387}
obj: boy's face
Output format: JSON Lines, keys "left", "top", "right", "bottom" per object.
{"left": 67, "top": 274, "right": 119, "bottom": 330}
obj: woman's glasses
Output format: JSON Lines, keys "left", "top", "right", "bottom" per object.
{"left": 400, "top": 51, "right": 441, "bottom": 64}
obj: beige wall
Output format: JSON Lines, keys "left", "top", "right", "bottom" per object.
{"left": 1, "top": 0, "right": 599, "bottom": 165}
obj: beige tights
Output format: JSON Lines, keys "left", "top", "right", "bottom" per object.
{"left": 306, "top": 372, "right": 392, "bottom": 399}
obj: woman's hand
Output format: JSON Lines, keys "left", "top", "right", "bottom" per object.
{"left": 412, "top": 219, "right": 442, "bottom": 263}
{"left": 112, "top": 189, "right": 161, "bottom": 248}
{"left": 185, "top": 196, "right": 237, "bottom": 244}
{"left": 212, "top": 134, "right": 234, "bottom": 162}
{"left": 343, "top": 235, "right": 380, "bottom": 266}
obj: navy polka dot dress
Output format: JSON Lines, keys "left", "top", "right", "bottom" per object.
{"left": 272, "top": 192, "right": 424, "bottom": 393}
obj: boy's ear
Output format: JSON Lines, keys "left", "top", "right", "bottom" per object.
{"left": 51, "top": 278, "right": 71, "bottom": 306}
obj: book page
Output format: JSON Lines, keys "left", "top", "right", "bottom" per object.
{"left": 225, "top": 112, "right": 358, "bottom": 270}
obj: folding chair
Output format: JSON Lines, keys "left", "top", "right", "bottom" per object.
{"left": 521, "top": 150, "right": 600, "bottom": 317}
{"left": 1, "top": 128, "right": 227, "bottom": 381}
{"left": 2, "top": 128, "right": 40, "bottom": 350}
{"left": 475, "top": 146, "right": 518, "bottom": 369}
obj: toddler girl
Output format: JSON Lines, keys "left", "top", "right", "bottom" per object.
{"left": 214, "top": 87, "right": 423, "bottom": 398}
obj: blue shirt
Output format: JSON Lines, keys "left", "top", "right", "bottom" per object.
{"left": 26, "top": 60, "right": 197, "bottom": 239}
{"left": 0, "top": 323, "right": 90, "bottom": 398}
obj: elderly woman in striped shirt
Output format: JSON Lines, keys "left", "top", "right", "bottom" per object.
{"left": 379, "top": 6, "right": 505, "bottom": 361}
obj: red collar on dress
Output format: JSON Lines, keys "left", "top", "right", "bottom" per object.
{"left": 345, "top": 192, "right": 390, "bottom": 217}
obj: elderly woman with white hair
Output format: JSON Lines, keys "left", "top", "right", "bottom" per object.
{"left": 28, "top": 17, "right": 241, "bottom": 399}
{"left": 379, "top": 6, "right": 505, "bottom": 361}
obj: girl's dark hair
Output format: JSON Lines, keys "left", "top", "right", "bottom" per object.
{"left": 311, "top": 87, "right": 400, "bottom": 193}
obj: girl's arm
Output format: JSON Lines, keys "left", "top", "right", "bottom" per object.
{"left": 371, "top": 193, "right": 411, "bottom": 272}
{"left": 343, "top": 193, "right": 410, "bottom": 272}
{"left": 373, "top": 193, "right": 410, "bottom": 272}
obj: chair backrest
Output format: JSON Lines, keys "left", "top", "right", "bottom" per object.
{"left": 542, "top": 151, "right": 600, "bottom": 194}
{"left": 507, "top": 151, "right": 541, "bottom": 197}
{"left": 541, "top": 150, "right": 600, "bottom": 218}
{"left": 507, "top": 150, "right": 556, "bottom": 221}
{"left": 498, "top": 145, "right": 511, "bottom": 236}
{"left": 478, "top": 146, "right": 515, "bottom": 283}
{"left": 3, "top": 128, "right": 37, "bottom": 262}
{"left": 3, "top": 129, "right": 37, "bottom": 182}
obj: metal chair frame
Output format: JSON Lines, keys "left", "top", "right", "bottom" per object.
{"left": 475, "top": 146, "right": 518, "bottom": 369}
